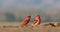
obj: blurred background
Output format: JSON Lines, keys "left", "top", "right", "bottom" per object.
{"left": 0, "top": 0, "right": 60, "bottom": 23}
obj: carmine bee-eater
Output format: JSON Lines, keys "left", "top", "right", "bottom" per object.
{"left": 21, "top": 16, "right": 31, "bottom": 27}
{"left": 32, "top": 15, "right": 41, "bottom": 26}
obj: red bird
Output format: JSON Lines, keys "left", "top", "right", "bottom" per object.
{"left": 32, "top": 15, "right": 41, "bottom": 26}
{"left": 21, "top": 16, "right": 31, "bottom": 26}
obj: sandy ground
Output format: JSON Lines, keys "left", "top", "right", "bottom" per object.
{"left": 0, "top": 23, "right": 60, "bottom": 32}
